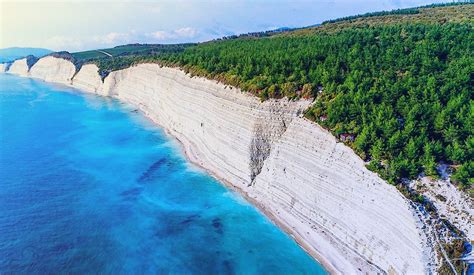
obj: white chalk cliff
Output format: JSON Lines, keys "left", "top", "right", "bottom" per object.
{"left": 7, "top": 58, "right": 29, "bottom": 76}
{"left": 72, "top": 64, "right": 103, "bottom": 93}
{"left": 29, "top": 56, "right": 75, "bottom": 85}
{"left": 6, "top": 57, "right": 434, "bottom": 274}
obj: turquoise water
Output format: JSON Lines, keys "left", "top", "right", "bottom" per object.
{"left": 0, "top": 74, "right": 326, "bottom": 274}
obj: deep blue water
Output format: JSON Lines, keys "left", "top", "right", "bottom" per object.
{"left": 0, "top": 74, "right": 326, "bottom": 274}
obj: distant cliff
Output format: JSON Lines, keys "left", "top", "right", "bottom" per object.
{"left": 0, "top": 47, "right": 52, "bottom": 63}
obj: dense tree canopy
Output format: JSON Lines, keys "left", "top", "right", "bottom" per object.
{"left": 156, "top": 23, "right": 473, "bottom": 188}
{"left": 320, "top": 2, "right": 468, "bottom": 25}
{"left": 77, "top": 5, "right": 473, "bottom": 189}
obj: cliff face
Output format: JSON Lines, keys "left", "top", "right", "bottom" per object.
{"left": 103, "top": 64, "right": 311, "bottom": 189}
{"left": 7, "top": 58, "right": 29, "bottom": 76}
{"left": 6, "top": 57, "right": 431, "bottom": 274}
{"left": 0, "top": 63, "right": 6, "bottom": 73}
{"left": 29, "top": 56, "right": 75, "bottom": 85}
{"left": 72, "top": 64, "right": 103, "bottom": 93}
{"left": 251, "top": 117, "right": 428, "bottom": 273}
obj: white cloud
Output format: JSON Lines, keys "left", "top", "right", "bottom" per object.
{"left": 43, "top": 36, "right": 84, "bottom": 52}
{"left": 149, "top": 31, "right": 172, "bottom": 40}
{"left": 41, "top": 27, "right": 200, "bottom": 52}
{"left": 149, "top": 27, "right": 198, "bottom": 41}
{"left": 93, "top": 32, "right": 133, "bottom": 45}
{"left": 174, "top": 27, "right": 198, "bottom": 38}
{"left": 42, "top": 31, "right": 136, "bottom": 52}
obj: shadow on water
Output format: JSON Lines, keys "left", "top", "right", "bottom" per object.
{"left": 137, "top": 158, "right": 179, "bottom": 183}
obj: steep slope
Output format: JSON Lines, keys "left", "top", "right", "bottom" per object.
{"left": 72, "top": 64, "right": 103, "bottom": 93}
{"left": 7, "top": 58, "right": 29, "bottom": 76}
{"left": 102, "top": 64, "right": 312, "bottom": 189}
{"left": 252, "top": 117, "right": 427, "bottom": 273}
{"left": 29, "top": 56, "right": 75, "bottom": 85}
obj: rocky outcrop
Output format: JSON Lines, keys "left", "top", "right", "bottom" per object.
{"left": 29, "top": 56, "right": 75, "bottom": 85}
{"left": 7, "top": 58, "right": 29, "bottom": 76}
{"left": 71, "top": 64, "right": 103, "bottom": 93}
{"left": 0, "top": 63, "right": 6, "bottom": 73}
{"left": 5, "top": 56, "right": 433, "bottom": 274}
{"left": 411, "top": 174, "right": 473, "bottom": 240}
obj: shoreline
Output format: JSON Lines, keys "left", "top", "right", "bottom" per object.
{"left": 128, "top": 100, "right": 339, "bottom": 274}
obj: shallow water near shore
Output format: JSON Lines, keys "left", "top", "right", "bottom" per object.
{"left": 0, "top": 74, "right": 326, "bottom": 274}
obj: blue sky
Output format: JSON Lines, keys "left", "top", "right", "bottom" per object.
{"left": 1, "top": 0, "right": 447, "bottom": 52}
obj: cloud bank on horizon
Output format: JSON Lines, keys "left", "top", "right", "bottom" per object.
{"left": 1, "top": 0, "right": 447, "bottom": 52}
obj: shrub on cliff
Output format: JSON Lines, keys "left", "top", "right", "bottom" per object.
{"left": 25, "top": 55, "right": 39, "bottom": 69}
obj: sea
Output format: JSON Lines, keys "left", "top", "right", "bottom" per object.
{"left": 0, "top": 74, "right": 326, "bottom": 274}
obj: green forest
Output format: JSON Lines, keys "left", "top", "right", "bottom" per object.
{"left": 75, "top": 4, "right": 473, "bottom": 189}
